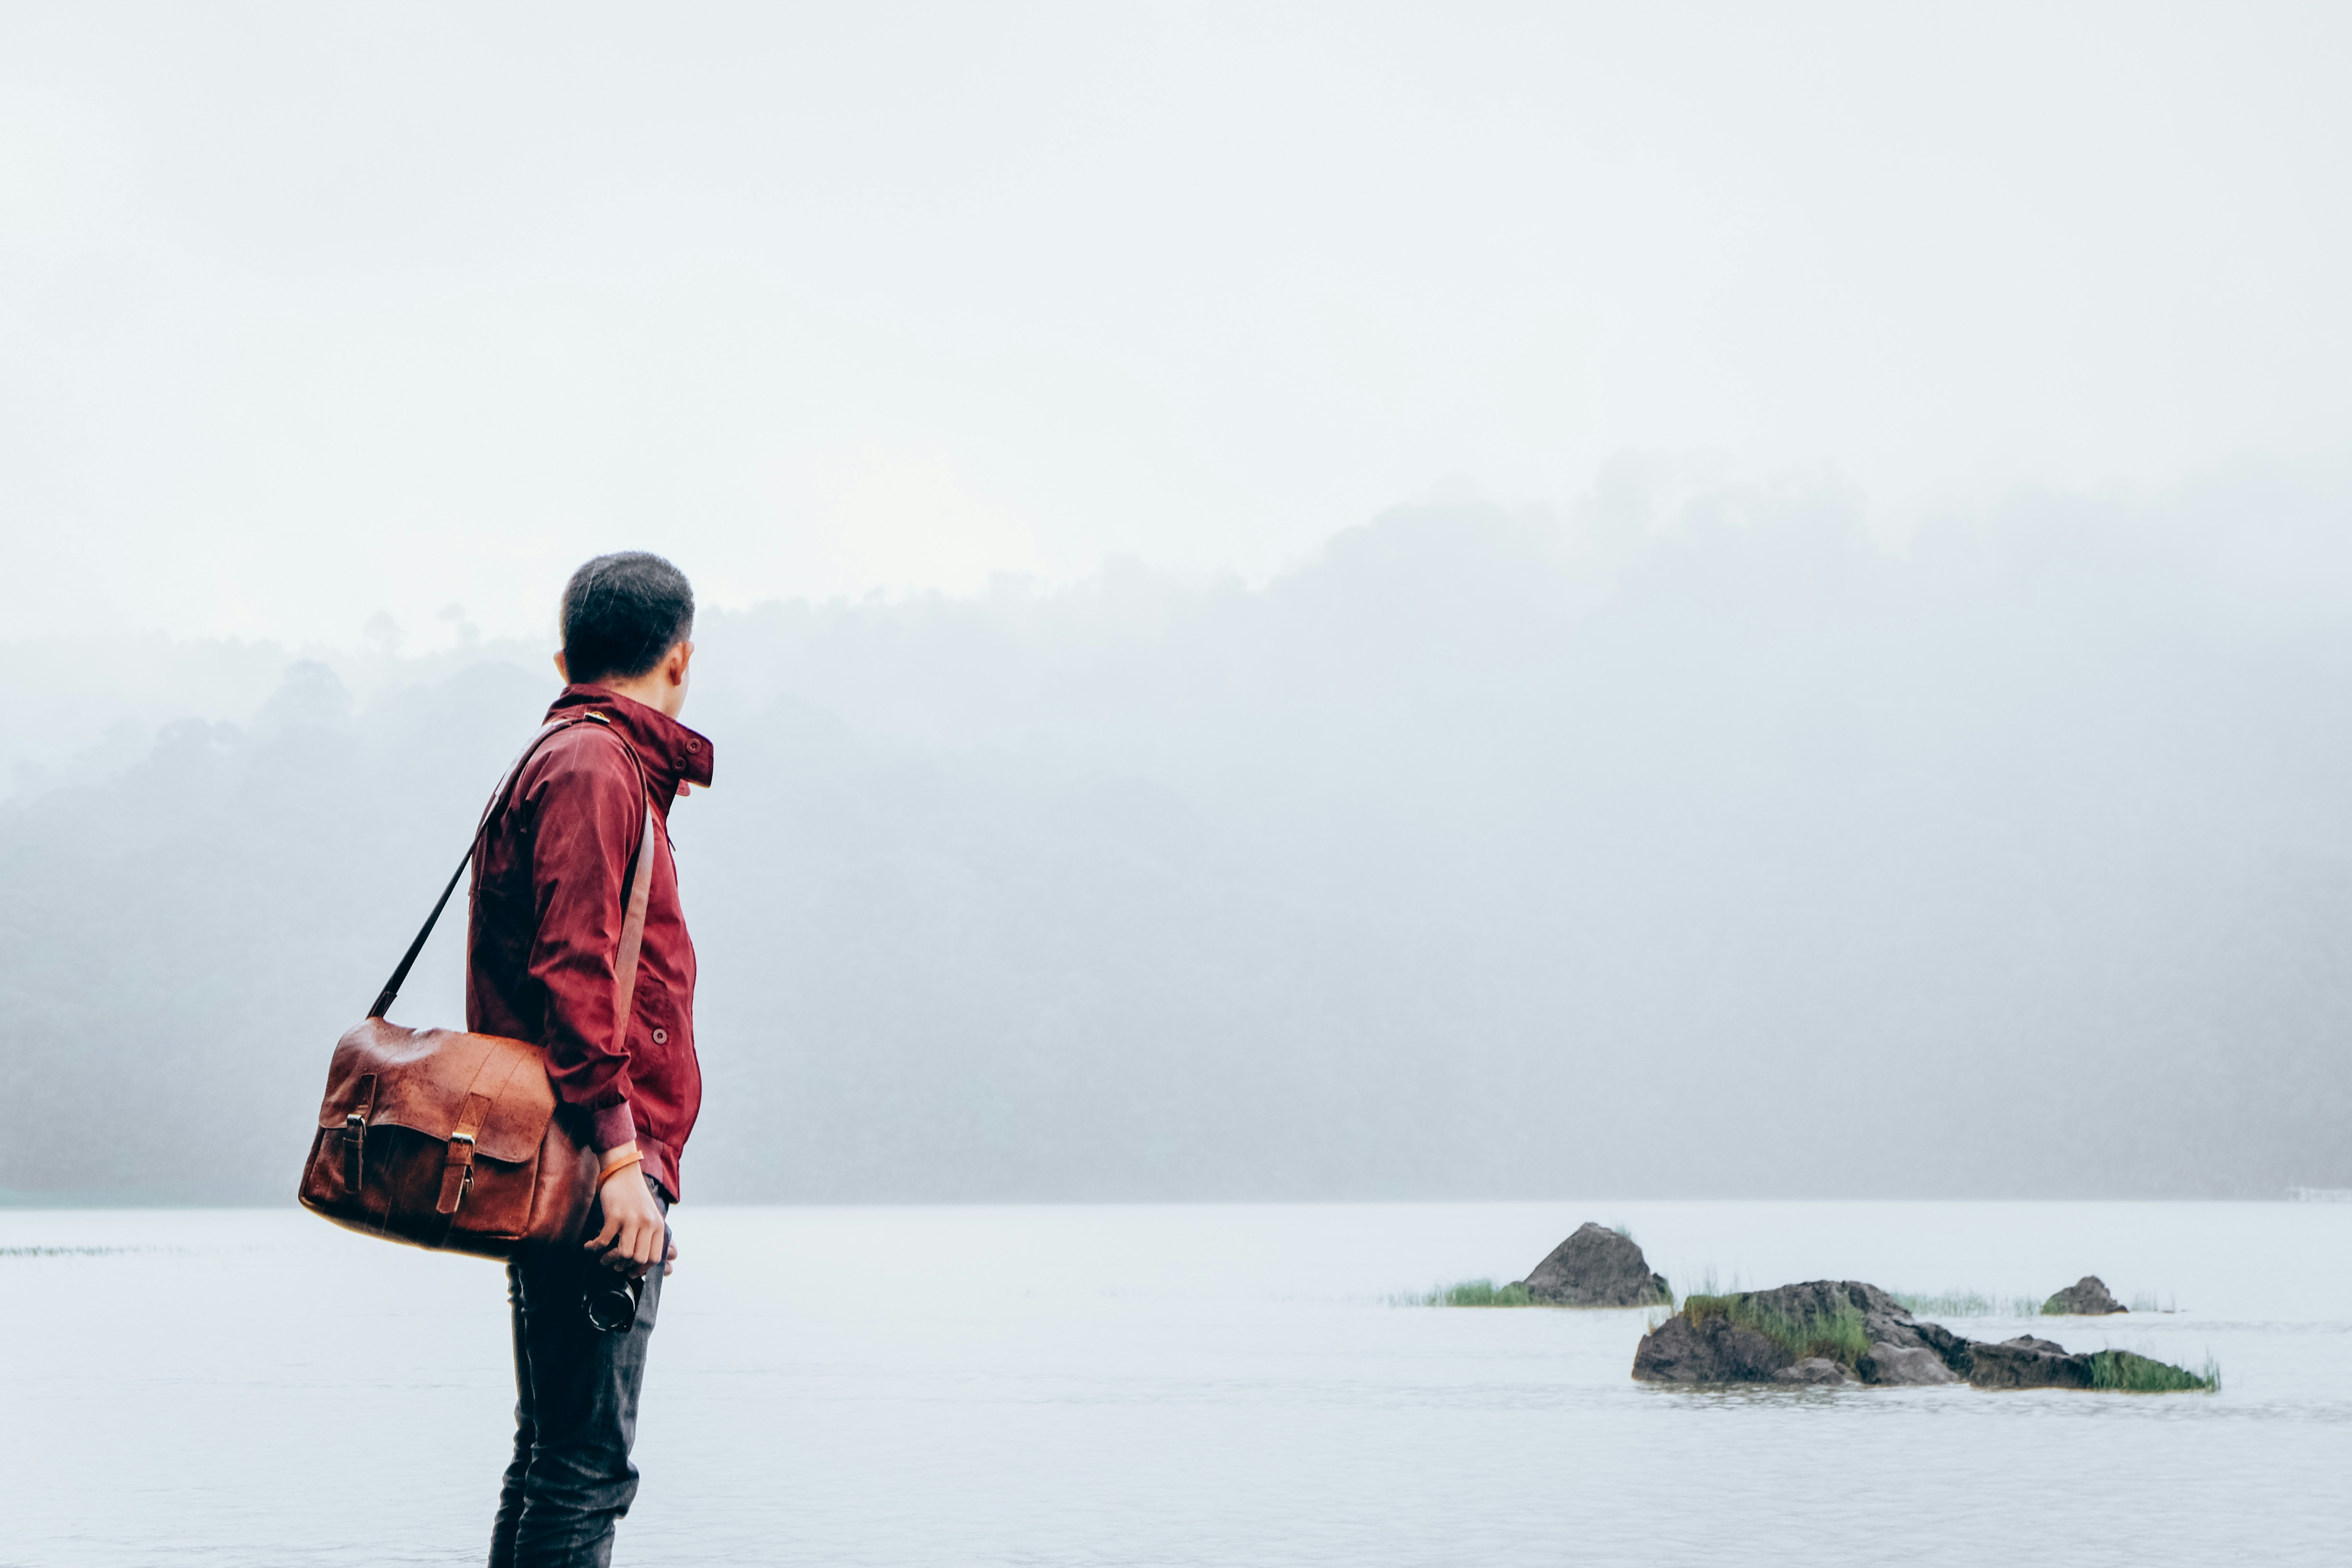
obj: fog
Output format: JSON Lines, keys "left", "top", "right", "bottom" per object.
{"left": 4, "top": 6, "right": 2351, "bottom": 1204}
{"left": 7, "top": 463, "right": 2352, "bottom": 1202}
{"left": 5, "top": 3, "right": 2349, "bottom": 640}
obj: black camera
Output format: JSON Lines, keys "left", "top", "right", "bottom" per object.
{"left": 579, "top": 1180, "right": 666, "bottom": 1332}
{"left": 584, "top": 1273, "right": 645, "bottom": 1334}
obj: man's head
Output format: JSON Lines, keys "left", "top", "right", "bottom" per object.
{"left": 554, "top": 551, "right": 696, "bottom": 719}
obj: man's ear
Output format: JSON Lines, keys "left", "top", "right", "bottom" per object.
{"left": 552, "top": 651, "right": 570, "bottom": 682}
{"left": 667, "top": 640, "right": 694, "bottom": 686}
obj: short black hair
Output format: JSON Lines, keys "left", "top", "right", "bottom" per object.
{"left": 560, "top": 552, "right": 696, "bottom": 684}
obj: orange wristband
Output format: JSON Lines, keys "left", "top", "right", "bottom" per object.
{"left": 598, "top": 1152, "right": 643, "bottom": 1186}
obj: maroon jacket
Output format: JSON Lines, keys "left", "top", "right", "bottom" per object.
{"left": 466, "top": 685, "right": 714, "bottom": 1200}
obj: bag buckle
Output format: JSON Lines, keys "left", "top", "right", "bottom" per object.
{"left": 436, "top": 1130, "right": 480, "bottom": 1216}
{"left": 342, "top": 1074, "right": 376, "bottom": 1193}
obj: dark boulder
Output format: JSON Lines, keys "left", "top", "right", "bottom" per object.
{"left": 1630, "top": 1309, "right": 1788, "bottom": 1382}
{"left": 1632, "top": 1279, "right": 1969, "bottom": 1385}
{"left": 2042, "top": 1276, "right": 2126, "bottom": 1316}
{"left": 1518, "top": 1223, "right": 1671, "bottom": 1307}
{"left": 1908, "top": 1319, "right": 1976, "bottom": 1379}
{"left": 1630, "top": 1277, "right": 2209, "bottom": 1390}
{"left": 1965, "top": 1335, "right": 2096, "bottom": 1390}
{"left": 1856, "top": 1342, "right": 1960, "bottom": 1385}
{"left": 1742, "top": 1279, "right": 1909, "bottom": 1338}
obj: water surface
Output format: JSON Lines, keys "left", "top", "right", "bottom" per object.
{"left": 4, "top": 1201, "right": 2345, "bottom": 1565}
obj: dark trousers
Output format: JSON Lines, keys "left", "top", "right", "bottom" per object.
{"left": 489, "top": 1198, "right": 666, "bottom": 1568}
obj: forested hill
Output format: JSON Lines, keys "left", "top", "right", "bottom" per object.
{"left": 8, "top": 474, "right": 2352, "bottom": 1202}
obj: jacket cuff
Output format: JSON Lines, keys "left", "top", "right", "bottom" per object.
{"left": 589, "top": 1101, "right": 638, "bottom": 1153}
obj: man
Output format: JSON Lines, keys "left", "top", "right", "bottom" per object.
{"left": 467, "top": 551, "right": 712, "bottom": 1566}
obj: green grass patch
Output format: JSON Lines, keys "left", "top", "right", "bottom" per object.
{"left": 1411, "top": 1277, "right": 1543, "bottom": 1307}
{"left": 1677, "top": 1267, "right": 1730, "bottom": 1305}
{"left": 2089, "top": 1349, "right": 2217, "bottom": 1392}
{"left": 1892, "top": 1290, "right": 2045, "bottom": 1318}
{"left": 1682, "top": 1293, "right": 1872, "bottom": 1364}
{"left": 1399, "top": 1275, "right": 1674, "bottom": 1308}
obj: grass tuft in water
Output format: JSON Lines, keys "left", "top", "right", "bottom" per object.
{"left": 1677, "top": 1266, "right": 1735, "bottom": 1305}
{"left": 1410, "top": 1277, "right": 1542, "bottom": 1307}
{"left": 2089, "top": 1349, "right": 2217, "bottom": 1393}
{"left": 1892, "top": 1290, "right": 2045, "bottom": 1318}
{"left": 1681, "top": 1293, "right": 1872, "bottom": 1364}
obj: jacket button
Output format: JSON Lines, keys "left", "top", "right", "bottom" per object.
{"left": 685, "top": 739, "right": 700, "bottom": 751}
{"left": 651, "top": 1028, "right": 668, "bottom": 1044}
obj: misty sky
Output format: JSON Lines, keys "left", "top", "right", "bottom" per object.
{"left": 6, "top": 1, "right": 2348, "bottom": 646}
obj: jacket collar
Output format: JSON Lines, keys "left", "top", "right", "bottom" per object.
{"left": 545, "top": 684, "right": 714, "bottom": 808}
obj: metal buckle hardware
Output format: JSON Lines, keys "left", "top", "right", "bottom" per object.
{"left": 435, "top": 1130, "right": 480, "bottom": 1216}
{"left": 342, "top": 1110, "right": 368, "bottom": 1192}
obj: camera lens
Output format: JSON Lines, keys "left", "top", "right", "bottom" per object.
{"left": 584, "top": 1276, "right": 642, "bottom": 1333}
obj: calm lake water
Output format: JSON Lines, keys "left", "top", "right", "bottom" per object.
{"left": 4, "top": 1200, "right": 2347, "bottom": 1565}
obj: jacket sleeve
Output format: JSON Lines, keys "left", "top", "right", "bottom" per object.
{"left": 519, "top": 738, "right": 646, "bottom": 1152}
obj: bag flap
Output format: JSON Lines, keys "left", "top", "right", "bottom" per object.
{"left": 318, "top": 1017, "right": 555, "bottom": 1164}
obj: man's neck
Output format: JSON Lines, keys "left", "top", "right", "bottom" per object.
{"left": 587, "top": 675, "right": 679, "bottom": 720}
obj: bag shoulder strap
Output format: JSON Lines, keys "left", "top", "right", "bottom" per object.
{"left": 609, "top": 797, "right": 657, "bottom": 1053}
{"left": 368, "top": 714, "right": 657, "bottom": 1027}
{"left": 590, "top": 721, "right": 659, "bottom": 1052}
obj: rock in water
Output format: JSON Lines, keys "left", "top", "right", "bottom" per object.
{"left": 2042, "top": 1276, "right": 2126, "bottom": 1315}
{"left": 1629, "top": 1278, "right": 2200, "bottom": 1391}
{"left": 1517, "top": 1223, "right": 1671, "bottom": 1307}
{"left": 1965, "top": 1335, "right": 2096, "bottom": 1390}
{"left": 1857, "top": 1342, "right": 1960, "bottom": 1385}
{"left": 1632, "top": 1279, "right": 1969, "bottom": 1384}
{"left": 1630, "top": 1310, "right": 1787, "bottom": 1382}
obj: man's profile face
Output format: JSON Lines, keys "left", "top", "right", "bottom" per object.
{"left": 660, "top": 640, "right": 695, "bottom": 720}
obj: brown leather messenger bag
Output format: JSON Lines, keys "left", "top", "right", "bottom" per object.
{"left": 298, "top": 714, "right": 654, "bottom": 1259}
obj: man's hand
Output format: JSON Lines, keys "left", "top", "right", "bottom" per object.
{"left": 586, "top": 1164, "right": 666, "bottom": 1278}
